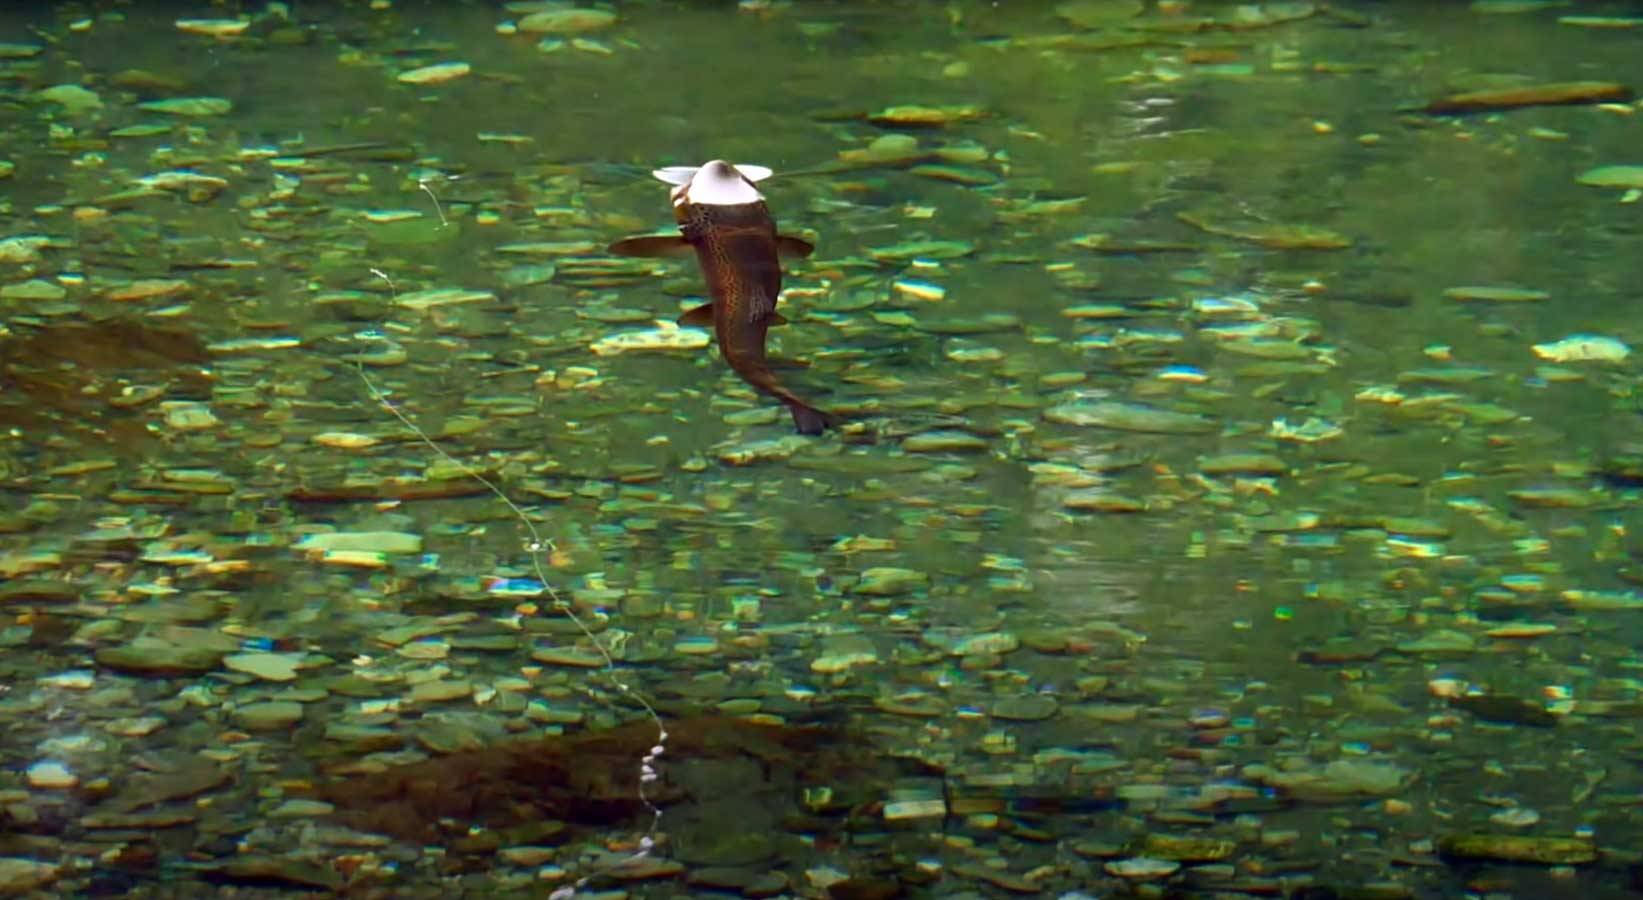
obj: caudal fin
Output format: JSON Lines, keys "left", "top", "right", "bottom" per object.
{"left": 789, "top": 403, "right": 836, "bottom": 436}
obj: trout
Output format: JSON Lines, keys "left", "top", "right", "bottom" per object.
{"left": 609, "top": 160, "right": 835, "bottom": 435}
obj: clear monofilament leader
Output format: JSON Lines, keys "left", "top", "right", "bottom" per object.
{"left": 357, "top": 261, "right": 668, "bottom": 895}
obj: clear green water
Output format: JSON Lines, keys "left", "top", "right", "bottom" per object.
{"left": 3, "top": 2, "right": 1643, "bottom": 897}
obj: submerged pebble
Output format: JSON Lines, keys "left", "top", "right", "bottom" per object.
{"left": 1576, "top": 165, "right": 1643, "bottom": 188}
{"left": 397, "top": 62, "right": 471, "bottom": 85}
{"left": 1104, "top": 857, "right": 1181, "bottom": 879}
{"left": 138, "top": 96, "right": 233, "bottom": 116}
{"left": 293, "top": 532, "right": 424, "bottom": 554}
{"left": 1532, "top": 334, "right": 1630, "bottom": 362}
{"left": 989, "top": 695, "right": 1058, "bottom": 721}
{"left": 590, "top": 321, "right": 710, "bottom": 355}
{"left": 1437, "top": 833, "right": 1595, "bottom": 864}
{"left": 853, "top": 567, "right": 929, "bottom": 595}
{"left": 234, "top": 701, "right": 305, "bottom": 731}
{"left": 223, "top": 652, "right": 303, "bottom": 682}
{"left": 175, "top": 18, "right": 250, "bottom": 37}
{"left": 0, "top": 859, "right": 59, "bottom": 895}
{"left": 160, "top": 402, "right": 219, "bottom": 431}
{"left": 1046, "top": 400, "right": 1216, "bottom": 434}
{"left": 901, "top": 430, "right": 988, "bottom": 453}
{"left": 394, "top": 287, "right": 496, "bottom": 310}
{"left": 25, "top": 761, "right": 77, "bottom": 790}
{"left": 1443, "top": 285, "right": 1549, "bottom": 303}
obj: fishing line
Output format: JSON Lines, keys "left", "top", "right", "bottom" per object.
{"left": 414, "top": 174, "right": 453, "bottom": 228}
{"left": 358, "top": 238, "right": 667, "bottom": 893}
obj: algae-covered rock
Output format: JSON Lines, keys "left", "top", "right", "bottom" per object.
{"left": 852, "top": 567, "right": 929, "bottom": 596}
{"left": 1437, "top": 833, "right": 1596, "bottom": 865}
{"left": 1131, "top": 834, "right": 1236, "bottom": 862}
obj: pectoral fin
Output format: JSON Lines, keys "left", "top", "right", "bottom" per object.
{"left": 776, "top": 236, "right": 815, "bottom": 258}
{"left": 652, "top": 166, "right": 699, "bottom": 185}
{"left": 609, "top": 235, "right": 693, "bottom": 257}
{"left": 677, "top": 304, "right": 715, "bottom": 327}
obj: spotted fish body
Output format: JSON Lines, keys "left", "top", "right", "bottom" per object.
{"left": 608, "top": 160, "right": 834, "bottom": 435}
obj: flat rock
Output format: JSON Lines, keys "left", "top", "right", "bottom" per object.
{"left": 852, "top": 567, "right": 929, "bottom": 596}
{"left": 1252, "top": 758, "right": 1413, "bottom": 799}
{"left": 1421, "top": 81, "right": 1632, "bottom": 115}
{"left": 1437, "top": 833, "right": 1596, "bottom": 865}
{"left": 394, "top": 287, "right": 495, "bottom": 310}
{"left": 828, "top": 874, "right": 908, "bottom": 899}
{"left": 588, "top": 319, "right": 711, "bottom": 354}
{"left": 1045, "top": 401, "right": 1216, "bottom": 434}
{"left": 138, "top": 96, "right": 232, "bottom": 116}
{"left": 234, "top": 701, "right": 304, "bottom": 731}
{"left": 874, "top": 692, "right": 946, "bottom": 717}
{"left": 1198, "top": 453, "right": 1288, "bottom": 476}
{"left": 0, "top": 551, "right": 61, "bottom": 576}
{"left": 1062, "top": 490, "right": 1147, "bottom": 512}
{"left": 690, "top": 867, "right": 788, "bottom": 894}
{"left": 1443, "top": 285, "right": 1548, "bottom": 303}
{"left": 1450, "top": 693, "right": 1557, "bottom": 727}
{"left": 901, "top": 430, "right": 989, "bottom": 453}
{"left": 83, "top": 807, "right": 201, "bottom": 829}
{"left": 25, "top": 761, "right": 77, "bottom": 789}
{"left": 1577, "top": 164, "right": 1643, "bottom": 189}
{"left": 498, "top": 845, "right": 557, "bottom": 867}
{"left": 0, "top": 580, "right": 77, "bottom": 603}
{"left": 203, "top": 856, "right": 343, "bottom": 891}
{"left": 1396, "top": 629, "right": 1477, "bottom": 656}
{"left": 408, "top": 679, "right": 474, "bottom": 703}
{"left": 223, "top": 652, "right": 302, "bottom": 682}
{"left": 949, "top": 632, "right": 1019, "bottom": 656}
{"left": 268, "top": 799, "right": 335, "bottom": 818}
{"left": 530, "top": 647, "right": 607, "bottom": 668}
{"left": 868, "top": 239, "right": 975, "bottom": 261}
{"left": 293, "top": 531, "right": 423, "bottom": 554}
{"left": 1104, "top": 857, "right": 1180, "bottom": 879}
{"left": 605, "top": 856, "right": 685, "bottom": 880}
{"left": 1532, "top": 334, "right": 1630, "bottom": 363}
{"left": 989, "top": 695, "right": 1059, "bottom": 721}
{"left": 323, "top": 723, "right": 403, "bottom": 751}
{"left": 397, "top": 61, "right": 470, "bottom": 85}
{"left": 0, "top": 279, "right": 66, "bottom": 301}
{"left": 516, "top": 8, "right": 617, "bottom": 33}
{"left": 106, "top": 764, "right": 229, "bottom": 811}
{"left": 811, "top": 651, "right": 879, "bottom": 674}
{"left": 96, "top": 641, "right": 225, "bottom": 675}
{"left": 1132, "top": 834, "right": 1235, "bottom": 861}
{"left": 0, "top": 858, "right": 59, "bottom": 894}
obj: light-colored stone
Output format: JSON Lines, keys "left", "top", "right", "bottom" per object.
{"left": 25, "top": 761, "right": 77, "bottom": 790}
{"left": 234, "top": 701, "right": 304, "bottom": 731}
{"left": 223, "top": 652, "right": 302, "bottom": 682}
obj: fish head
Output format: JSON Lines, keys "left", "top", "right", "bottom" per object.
{"left": 653, "top": 160, "right": 773, "bottom": 207}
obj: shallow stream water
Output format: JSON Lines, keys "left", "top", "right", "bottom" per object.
{"left": 3, "top": 2, "right": 1643, "bottom": 898}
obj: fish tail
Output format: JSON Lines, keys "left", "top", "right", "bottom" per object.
{"left": 788, "top": 401, "right": 836, "bottom": 436}
{"left": 726, "top": 352, "right": 835, "bottom": 434}
{"left": 765, "top": 376, "right": 836, "bottom": 434}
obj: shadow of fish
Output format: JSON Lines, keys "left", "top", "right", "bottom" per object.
{"left": 608, "top": 160, "right": 836, "bottom": 435}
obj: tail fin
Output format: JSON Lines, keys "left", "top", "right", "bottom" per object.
{"left": 788, "top": 403, "right": 836, "bottom": 436}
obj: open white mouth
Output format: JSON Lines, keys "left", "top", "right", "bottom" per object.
{"left": 653, "top": 160, "right": 772, "bottom": 206}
